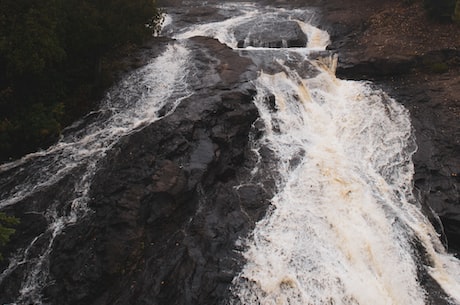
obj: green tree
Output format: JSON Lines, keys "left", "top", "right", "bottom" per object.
{"left": 0, "top": 0, "right": 163, "bottom": 161}
{"left": 0, "top": 212, "right": 19, "bottom": 261}
{"left": 0, "top": 0, "right": 65, "bottom": 77}
{"left": 454, "top": 0, "right": 460, "bottom": 22}
{"left": 423, "top": 0, "right": 456, "bottom": 21}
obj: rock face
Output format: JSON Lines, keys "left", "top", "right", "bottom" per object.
{"left": 42, "top": 37, "right": 272, "bottom": 305}
{"left": 1, "top": 1, "right": 459, "bottom": 304}
{"left": 0, "top": 34, "right": 275, "bottom": 304}
{"left": 235, "top": 19, "right": 308, "bottom": 48}
{"left": 385, "top": 68, "right": 460, "bottom": 255}
{"left": 323, "top": 0, "right": 460, "bottom": 256}
{"left": 245, "top": 0, "right": 459, "bottom": 256}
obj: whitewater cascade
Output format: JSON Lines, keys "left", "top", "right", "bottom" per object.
{"left": 232, "top": 59, "right": 460, "bottom": 305}
{"left": 0, "top": 2, "right": 459, "bottom": 305}
{"left": 0, "top": 44, "right": 192, "bottom": 304}
{"left": 170, "top": 3, "right": 460, "bottom": 304}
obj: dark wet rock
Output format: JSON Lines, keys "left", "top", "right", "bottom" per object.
{"left": 0, "top": 210, "right": 48, "bottom": 303}
{"left": 41, "top": 33, "right": 273, "bottom": 305}
{"left": 336, "top": 49, "right": 460, "bottom": 81}
{"left": 188, "top": 36, "right": 257, "bottom": 87}
{"left": 319, "top": 0, "right": 460, "bottom": 258}
{"left": 411, "top": 235, "right": 456, "bottom": 305}
{"left": 373, "top": 68, "right": 460, "bottom": 256}
{"left": 1, "top": 1, "right": 459, "bottom": 304}
{"left": 240, "top": 48, "right": 321, "bottom": 78}
{"left": 151, "top": 160, "right": 187, "bottom": 194}
{"left": 336, "top": 54, "right": 417, "bottom": 79}
{"left": 235, "top": 19, "right": 308, "bottom": 48}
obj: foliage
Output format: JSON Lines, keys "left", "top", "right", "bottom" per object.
{"left": 454, "top": 0, "right": 460, "bottom": 22}
{"left": 428, "top": 62, "right": 449, "bottom": 73}
{"left": 423, "top": 0, "right": 456, "bottom": 21}
{"left": 0, "top": 0, "right": 162, "bottom": 161}
{"left": 0, "top": 212, "right": 19, "bottom": 260}
{"left": 402, "top": 0, "right": 416, "bottom": 6}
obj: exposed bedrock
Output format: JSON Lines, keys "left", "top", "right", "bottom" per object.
{"left": 1, "top": 1, "right": 459, "bottom": 304}
{"left": 0, "top": 36, "right": 277, "bottom": 305}
{"left": 234, "top": 19, "right": 308, "bottom": 48}
{"left": 331, "top": 30, "right": 460, "bottom": 258}
{"left": 42, "top": 37, "right": 275, "bottom": 305}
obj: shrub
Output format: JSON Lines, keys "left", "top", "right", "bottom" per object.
{"left": 0, "top": 0, "right": 163, "bottom": 161}
{"left": 0, "top": 212, "right": 19, "bottom": 260}
{"left": 429, "top": 62, "right": 449, "bottom": 73}
{"left": 423, "top": 0, "right": 456, "bottom": 21}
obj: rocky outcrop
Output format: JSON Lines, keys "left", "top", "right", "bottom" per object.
{"left": 1, "top": 1, "right": 459, "bottom": 304}
{"left": 336, "top": 49, "right": 460, "bottom": 80}
{"left": 40, "top": 37, "right": 273, "bottom": 305}
{"left": 336, "top": 54, "right": 417, "bottom": 79}
{"left": 235, "top": 19, "right": 308, "bottom": 48}
{"left": 321, "top": 0, "right": 460, "bottom": 256}
{"left": 0, "top": 4, "right": 313, "bottom": 303}
{"left": 383, "top": 69, "right": 460, "bottom": 255}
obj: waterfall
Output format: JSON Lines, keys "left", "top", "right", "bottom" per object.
{"left": 231, "top": 62, "right": 460, "bottom": 305}
{"left": 1, "top": 2, "right": 459, "bottom": 304}
{"left": 170, "top": 2, "right": 460, "bottom": 304}
{"left": 0, "top": 43, "right": 192, "bottom": 304}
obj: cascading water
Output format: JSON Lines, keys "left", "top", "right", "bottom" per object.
{"left": 1, "top": 2, "right": 459, "bottom": 304}
{"left": 169, "top": 2, "right": 460, "bottom": 304}
{"left": 0, "top": 43, "right": 192, "bottom": 304}
{"left": 231, "top": 65, "right": 460, "bottom": 305}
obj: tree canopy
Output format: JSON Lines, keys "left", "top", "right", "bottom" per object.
{"left": 0, "top": 0, "right": 162, "bottom": 161}
{"left": 423, "top": 0, "right": 457, "bottom": 21}
{"left": 0, "top": 212, "right": 19, "bottom": 260}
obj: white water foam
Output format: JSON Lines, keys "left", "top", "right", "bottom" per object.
{"left": 0, "top": 43, "right": 192, "bottom": 304}
{"left": 2, "top": 2, "right": 459, "bottom": 304}
{"left": 177, "top": 4, "right": 460, "bottom": 304}
{"left": 173, "top": 5, "right": 325, "bottom": 52}
{"left": 231, "top": 52, "right": 460, "bottom": 305}
{"left": 173, "top": 13, "right": 256, "bottom": 47}
{"left": 0, "top": 43, "right": 191, "bottom": 210}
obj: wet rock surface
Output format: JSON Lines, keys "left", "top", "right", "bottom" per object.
{"left": 0, "top": 22, "right": 273, "bottom": 304}
{"left": 1, "top": 1, "right": 459, "bottom": 304}
{"left": 234, "top": 19, "right": 308, "bottom": 48}
{"left": 383, "top": 69, "right": 460, "bottom": 255}
{"left": 245, "top": 1, "right": 459, "bottom": 256}
{"left": 318, "top": 0, "right": 460, "bottom": 256}
{"left": 41, "top": 37, "right": 272, "bottom": 305}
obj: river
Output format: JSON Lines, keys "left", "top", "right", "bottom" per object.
{"left": 1, "top": 2, "right": 459, "bottom": 304}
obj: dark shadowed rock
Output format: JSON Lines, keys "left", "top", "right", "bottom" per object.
{"left": 42, "top": 32, "right": 274, "bottom": 305}
{"left": 1, "top": 1, "right": 459, "bottom": 304}
{"left": 336, "top": 54, "right": 417, "bottom": 79}
{"left": 322, "top": 0, "right": 460, "bottom": 258}
{"left": 383, "top": 70, "right": 460, "bottom": 256}
{"left": 235, "top": 19, "right": 308, "bottom": 48}
{"left": 0, "top": 210, "right": 48, "bottom": 303}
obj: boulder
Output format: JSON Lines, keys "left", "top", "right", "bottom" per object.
{"left": 234, "top": 19, "right": 308, "bottom": 48}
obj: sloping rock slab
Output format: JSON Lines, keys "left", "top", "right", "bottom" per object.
{"left": 42, "top": 37, "right": 274, "bottom": 305}
{"left": 235, "top": 19, "right": 308, "bottom": 48}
